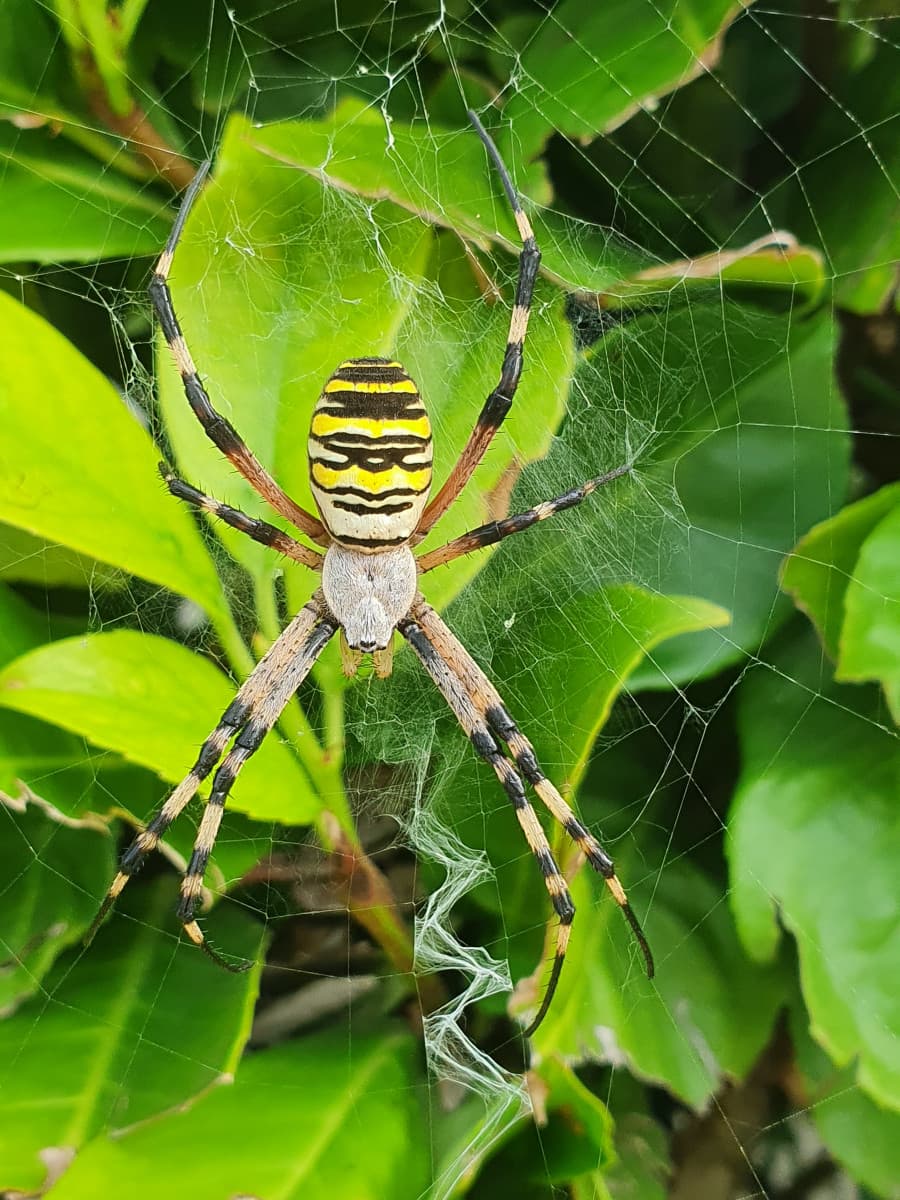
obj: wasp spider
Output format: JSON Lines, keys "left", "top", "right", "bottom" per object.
{"left": 88, "top": 111, "right": 653, "bottom": 1035}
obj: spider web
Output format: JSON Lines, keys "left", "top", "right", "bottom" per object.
{"left": 0, "top": 2, "right": 898, "bottom": 1198}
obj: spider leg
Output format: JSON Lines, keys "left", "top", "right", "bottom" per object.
{"left": 160, "top": 465, "right": 323, "bottom": 571}
{"left": 85, "top": 595, "right": 329, "bottom": 953}
{"left": 398, "top": 612, "right": 574, "bottom": 1039}
{"left": 178, "top": 612, "right": 338, "bottom": 967}
{"left": 149, "top": 163, "right": 327, "bottom": 545}
{"left": 407, "top": 597, "right": 653, "bottom": 1034}
{"left": 414, "top": 111, "right": 541, "bottom": 540}
{"left": 417, "top": 463, "right": 631, "bottom": 572}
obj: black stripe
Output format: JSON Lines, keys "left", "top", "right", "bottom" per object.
{"left": 332, "top": 499, "right": 414, "bottom": 516}
{"left": 311, "top": 481, "right": 423, "bottom": 501}
{"left": 535, "top": 849, "right": 556, "bottom": 878}
{"left": 318, "top": 398, "right": 427, "bottom": 419}
{"left": 337, "top": 533, "right": 409, "bottom": 547}
{"left": 312, "top": 432, "right": 431, "bottom": 450}
{"left": 314, "top": 436, "right": 434, "bottom": 453}
{"left": 331, "top": 362, "right": 412, "bottom": 385}
{"left": 311, "top": 445, "right": 431, "bottom": 472}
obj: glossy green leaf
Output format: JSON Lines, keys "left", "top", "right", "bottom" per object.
{"left": 0, "top": 879, "right": 263, "bottom": 1194}
{"left": 611, "top": 231, "right": 826, "bottom": 309}
{"left": 782, "top": 482, "right": 900, "bottom": 722}
{"left": 243, "top": 101, "right": 650, "bottom": 295}
{"left": 839, "top": 504, "right": 900, "bottom": 716}
{"left": 361, "top": 575, "right": 726, "bottom": 798}
{"left": 781, "top": 483, "right": 900, "bottom": 661}
{"left": 242, "top": 101, "right": 819, "bottom": 306}
{"left": 0, "top": 126, "right": 168, "bottom": 262}
{"left": 475, "top": 1058, "right": 615, "bottom": 1188}
{"left": 0, "top": 521, "right": 124, "bottom": 591}
{"left": 0, "top": 630, "right": 319, "bottom": 823}
{"left": 0, "top": 795, "right": 113, "bottom": 1015}
{"left": 50, "top": 1029, "right": 427, "bottom": 1200}
{"left": 501, "top": 0, "right": 750, "bottom": 160}
{"left": 601, "top": 1114, "right": 669, "bottom": 1200}
{"left": 0, "top": 292, "right": 226, "bottom": 619}
{"left": 790, "top": 993, "right": 900, "bottom": 1200}
{"left": 727, "top": 629, "right": 900, "bottom": 1110}
{"left": 529, "top": 852, "right": 785, "bottom": 1110}
{"left": 813, "top": 1086, "right": 900, "bottom": 1199}
{"left": 616, "top": 309, "right": 848, "bottom": 686}
{"left": 0, "top": 584, "right": 103, "bottom": 822}
{"left": 777, "top": 45, "right": 900, "bottom": 314}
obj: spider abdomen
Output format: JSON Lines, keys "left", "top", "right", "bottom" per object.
{"left": 309, "top": 358, "right": 433, "bottom": 549}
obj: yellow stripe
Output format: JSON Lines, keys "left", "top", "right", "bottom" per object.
{"left": 324, "top": 379, "right": 419, "bottom": 394}
{"left": 312, "top": 462, "right": 431, "bottom": 493}
{"left": 311, "top": 413, "right": 431, "bottom": 439}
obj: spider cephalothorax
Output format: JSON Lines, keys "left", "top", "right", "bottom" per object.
{"left": 87, "top": 111, "right": 651, "bottom": 1037}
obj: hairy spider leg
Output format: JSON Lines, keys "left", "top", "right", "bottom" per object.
{"left": 414, "top": 110, "right": 541, "bottom": 539}
{"left": 177, "top": 614, "right": 338, "bottom": 968}
{"left": 160, "top": 465, "right": 324, "bottom": 571}
{"left": 399, "top": 612, "right": 578, "bottom": 1037}
{"left": 407, "top": 598, "right": 653, "bottom": 1036}
{"left": 85, "top": 598, "right": 328, "bottom": 960}
{"left": 148, "top": 160, "right": 327, "bottom": 545}
{"left": 417, "top": 463, "right": 632, "bottom": 572}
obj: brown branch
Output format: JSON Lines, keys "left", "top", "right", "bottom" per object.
{"left": 319, "top": 810, "right": 447, "bottom": 1021}
{"left": 83, "top": 69, "right": 195, "bottom": 190}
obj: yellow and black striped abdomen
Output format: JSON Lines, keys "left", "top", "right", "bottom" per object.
{"left": 308, "top": 358, "right": 433, "bottom": 549}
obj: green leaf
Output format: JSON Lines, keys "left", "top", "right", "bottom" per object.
{"left": 0, "top": 630, "right": 319, "bottom": 824}
{"left": 0, "top": 584, "right": 50, "bottom": 664}
{"left": 776, "top": 44, "right": 900, "bottom": 314}
{"left": 781, "top": 482, "right": 900, "bottom": 660}
{"left": 0, "top": 521, "right": 125, "bottom": 591}
{"left": 602, "top": 1114, "right": 669, "bottom": 1200}
{"left": 49, "top": 1029, "right": 428, "bottom": 1200}
{"left": 839, "top": 503, "right": 900, "bottom": 717}
{"left": 0, "top": 125, "right": 169, "bottom": 263}
{"left": 728, "top": 628, "right": 900, "bottom": 1111}
{"left": 243, "top": 101, "right": 820, "bottom": 307}
{"left": 472, "top": 586, "right": 730, "bottom": 796}
{"left": 243, "top": 101, "right": 649, "bottom": 296}
{"left": 0, "top": 584, "right": 102, "bottom": 821}
{"left": 475, "top": 1058, "right": 615, "bottom": 1188}
{"left": 789, "top": 993, "right": 900, "bottom": 1200}
{"left": 501, "top": 0, "right": 751, "bottom": 160}
{"left": 529, "top": 852, "right": 785, "bottom": 1110}
{"left": 813, "top": 1085, "right": 900, "bottom": 1200}
{"left": 0, "top": 292, "right": 227, "bottom": 619}
{"left": 0, "top": 794, "right": 113, "bottom": 1015}
{"left": 611, "top": 231, "right": 826, "bottom": 309}
{"left": 782, "top": 482, "right": 900, "bottom": 722}
{"left": 618, "top": 309, "right": 848, "bottom": 686}
{"left": 0, "top": 879, "right": 264, "bottom": 1194}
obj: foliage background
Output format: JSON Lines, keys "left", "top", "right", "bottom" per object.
{"left": 0, "top": 1, "right": 898, "bottom": 1197}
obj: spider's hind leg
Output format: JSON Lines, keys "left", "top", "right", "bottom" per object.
{"left": 398, "top": 610, "right": 575, "bottom": 1038}
{"left": 84, "top": 687, "right": 254, "bottom": 949}
{"left": 406, "top": 597, "right": 653, "bottom": 1034}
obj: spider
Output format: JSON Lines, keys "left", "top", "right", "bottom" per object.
{"left": 87, "top": 110, "right": 653, "bottom": 1036}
